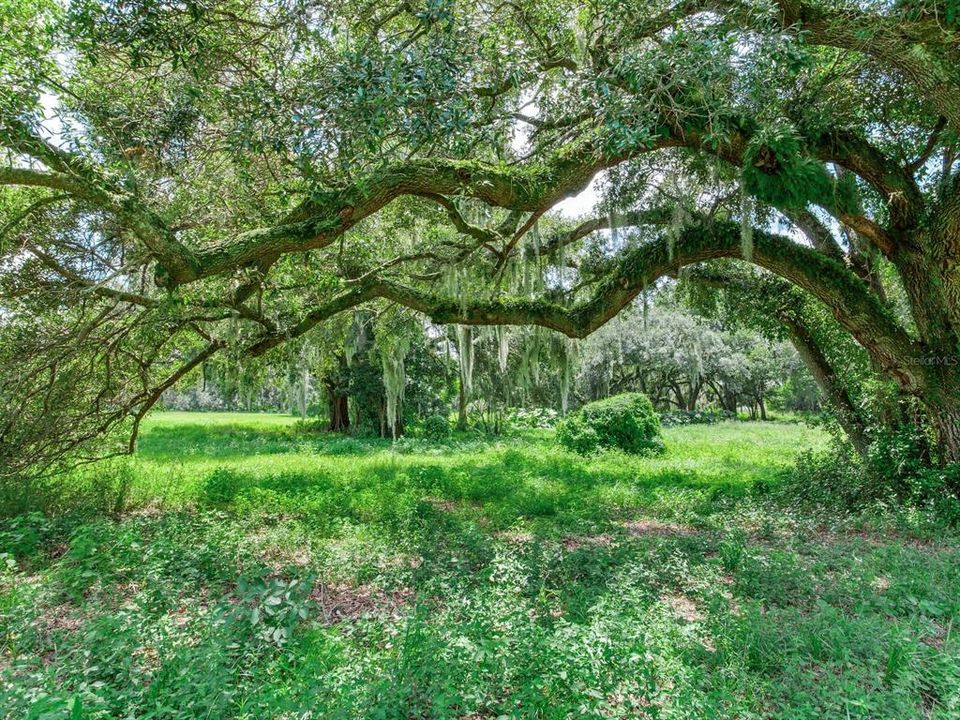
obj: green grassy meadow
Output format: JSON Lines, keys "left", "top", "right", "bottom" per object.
{"left": 2, "top": 413, "right": 960, "bottom": 718}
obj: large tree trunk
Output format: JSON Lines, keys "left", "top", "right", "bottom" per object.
{"left": 669, "top": 380, "right": 686, "bottom": 410}
{"left": 891, "top": 222, "right": 960, "bottom": 465}
{"left": 723, "top": 390, "right": 738, "bottom": 413}
{"left": 325, "top": 378, "right": 350, "bottom": 432}
{"left": 685, "top": 378, "right": 702, "bottom": 411}
{"left": 918, "top": 368, "right": 960, "bottom": 466}
{"left": 931, "top": 404, "right": 960, "bottom": 466}
{"left": 783, "top": 315, "right": 871, "bottom": 457}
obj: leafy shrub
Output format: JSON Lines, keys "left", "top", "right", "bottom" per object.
{"left": 420, "top": 414, "right": 451, "bottom": 440}
{"left": 864, "top": 424, "right": 930, "bottom": 491}
{"left": 231, "top": 571, "right": 317, "bottom": 645}
{"left": 557, "top": 392, "right": 663, "bottom": 455}
{"left": 555, "top": 414, "right": 601, "bottom": 454}
{"left": 1, "top": 460, "right": 134, "bottom": 518}
{"left": 0, "top": 512, "right": 51, "bottom": 559}
{"left": 779, "top": 440, "right": 866, "bottom": 509}
{"left": 658, "top": 409, "right": 736, "bottom": 426}
{"left": 201, "top": 467, "right": 246, "bottom": 506}
{"left": 781, "top": 425, "right": 960, "bottom": 521}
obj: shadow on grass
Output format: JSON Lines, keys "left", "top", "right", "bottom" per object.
{"left": 10, "top": 417, "right": 960, "bottom": 720}
{"left": 190, "top": 441, "right": 759, "bottom": 545}
{"left": 137, "top": 423, "right": 389, "bottom": 459}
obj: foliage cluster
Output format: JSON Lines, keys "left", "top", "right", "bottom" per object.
{"left": 557, "top": 392, "right": 663, "bottom": 456}
{"left": 3, "top": 0, "right": 960, "bottom": 479}
{"left": 659, "top": 409, "right": 737, "bottom": 426}
{"left": 579, "top": 302, "right": 810, "bottom": 419}
{"left": 418, "top": 414, "right": 451, "bottom": 440}
{"left": 782, "top": 425, "right": 960, "bottom": 521}
{"left": 507, "top": 407, "right": 560, "bottom": 429}
{"left": 740, "top": 128, "right": 858, "bottom": 213}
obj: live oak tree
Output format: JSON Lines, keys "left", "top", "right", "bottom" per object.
{"left": 579, "top": 299, "right": 803, "bottom": 419}
{"left": 2, "top": 0, "right": 960, "bottom": 474}
{"left": 580, "top": 304, "right": 729, "bottom": 411}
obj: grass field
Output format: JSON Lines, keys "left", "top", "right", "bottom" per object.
{"left": 2, "top": 413, "right": 959, "bottom": 718}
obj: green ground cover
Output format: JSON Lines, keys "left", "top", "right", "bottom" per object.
{"left": 2, "top": 414, "right": 958, "bottom": 719}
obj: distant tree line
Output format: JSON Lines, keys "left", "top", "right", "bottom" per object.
{"left": 163, "top": 290, "right": 822, "bottom": 432}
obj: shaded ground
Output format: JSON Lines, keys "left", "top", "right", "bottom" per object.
{"left": 1, "top": 414, "right": 958, "bottom": 719}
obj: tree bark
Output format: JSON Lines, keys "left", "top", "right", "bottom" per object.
{"left": 782, "top": 315, "right": 871, "bottom": 457}
{"left": 686, "top": 378, "right": 703, "bottom": 411}
{"left": 915, "top": 361, "right": 960, "bottom": 465}
{"left": 457, "top": 379, "right": 468, "bottom": 430}
{"left": 325, "top": 377, "right": 350, "bottom": 432}
{"left": 931, "top": 404, "right": 960, "bottom": 467}
{"left": 887, "top": 201, "right": 960, "bottom": 463}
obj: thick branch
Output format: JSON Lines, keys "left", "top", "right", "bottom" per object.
{"left": 0, "top": 166, "right": 114, "bottom": 205}
{"left": 246, "top": 217, "right": 921, "bottom": 389}
{"left": 178, "top": 147, "right": 631, "bottom": 284}
{"left": 0, "top": 166, "right": 198, "bottom": 276}
{"left": 774, "top": 0, "right": 960, "bottom": 133}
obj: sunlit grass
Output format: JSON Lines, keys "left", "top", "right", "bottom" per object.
{"left": 2, "top": 414, "right": 957, "bottom": 720}
{"left": 127, "top": 414, "right": 828, "bottom": 514}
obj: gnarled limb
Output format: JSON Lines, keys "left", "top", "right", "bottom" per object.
{"left": 246, "top": 216, "right": 920, "bottom": 390}
{"left": 773, "top": 0, "right": 960, "bottom": 133}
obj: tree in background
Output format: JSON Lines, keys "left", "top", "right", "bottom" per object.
{"left": 578, "top": 299, "right": 802, "bottom": 418}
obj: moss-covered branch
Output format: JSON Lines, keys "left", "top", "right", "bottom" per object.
{"left": 245, "top": 216, "right": 921, "bottom": 389}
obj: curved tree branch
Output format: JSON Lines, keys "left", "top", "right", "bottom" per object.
{"left": 246, "top": 216, "right": 920, "bottom": 388}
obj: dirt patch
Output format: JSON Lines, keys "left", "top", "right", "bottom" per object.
{"left": 562, "top": 534, "right": 614, "bottom": 551}
{"left": 126, "top": 502, "right": 165, "bottom": 518}
{"left": 132, "top": 644, "right": 161, "bottom": 673}
{"left": 805, "top": 524, "right": 959, "bottom": 553}
{"left": 661, "top": 593, "right": 703, "bottom": 623}
{"left": 425, "top": 498, "right": 460, "bottom": 512}
{"left": 871, "top": 575, "right": 891, "bottom": 592}
{"left": 621, "top": 518, "right": 696, "bottom": 538}
{"left": 922, "top": 621, "right": 949, "bottom": 651}
{"left": 35, "top": 603, "right": 87, "bottom": 665}
{"left": 372, "top": 552, "right": 423, "bottom": 571}
{"left": 116, "top": 581, "right": 143, "bottom": 602}
{"left": 496, "top": 530, "right": 533, "bottom": 544}
{"left": 310, "top": 582, "right": 413, "bottom": 625}
{"left": 258, "top": 545, "right": 312, "bottom": 569}
{"left": 719, "top": 585, "right": 742, "bottom": 615}
{"left": 40, "top": 604, "right": 85, "bottom": 634}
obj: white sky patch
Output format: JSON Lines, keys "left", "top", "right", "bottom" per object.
{"left": 553, "top": 173, "right": 603, "bottom": 220}
{"left": 37, "top": 91, "right": 66, "bottom": 148}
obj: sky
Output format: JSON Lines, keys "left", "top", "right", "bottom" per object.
{"left": 554, "top": 175, "right": 603, "bottom": 220}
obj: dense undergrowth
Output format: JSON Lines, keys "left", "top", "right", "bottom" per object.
{"left": 1, "top": 413, "right": 959, "bottom": 719}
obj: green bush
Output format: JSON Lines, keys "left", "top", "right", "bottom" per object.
{"left": 778, "top": 440, "right": 866, "bottom": 509}
{"left": 201, "top": 467, "right": 246, "bottom": 506}
{"left": 420, "top": 414, "right": 451, "bottom": 440}
{"left": 557, "top": 392, "right": 663, "bottom": 455}
{"left": 780, "top": 425, "right": 960, "bottom": 521}
{"left": 555, "top": 414, "right": 601, "bottom": 454}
